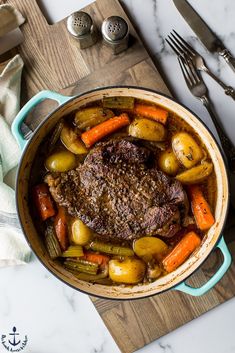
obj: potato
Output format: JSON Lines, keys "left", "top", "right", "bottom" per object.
{"left": 133, "top": 237, "right": 168, "bottom": 259}
{"left": 61, "top": 125, "right": 87, "bottom": 154}
{"left": 74, "top": 107, "right": 114, "bottom": 129}
{"left": 129, "top": 118, "right": 166, "bottom": 141}
{"left": 45, "top": 150, "right": 77, "bottom": 172}
{"left": 175, "top": 161, "right": 213, "bottom": 184}
{"left": 172, "top": 132, "right": 203, "bottom": 168}
{"left": 147, "top": 264, "right": 162, "bottom": 279}
{"left": 71, "top": 219, "right": 93, "bottom": 245}
{"left": 109, "top": 258, "right": 146, "bottom": 284}
{"left": 158, "top": 148, "right": 180, "bottom": 175}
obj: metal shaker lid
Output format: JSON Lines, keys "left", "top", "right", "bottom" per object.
{"left": 101, "top": 16, "right": 128, "bottom": 42}
{"left": 67, "top": 11, "right": 93, "bottom": 37}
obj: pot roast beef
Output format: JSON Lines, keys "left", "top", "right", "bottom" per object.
{"left": 45, "top": 139, "right": 188, "bottom": 241}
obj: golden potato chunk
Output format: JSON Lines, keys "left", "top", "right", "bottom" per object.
{"left": 129, "top": 118, "right": 166, "bottom": 141}
{"left": 158, "top": 148, "right": 180, "bottom": 175}
{"left": 134, "top": 237, "right": 168, "bottom": 258}
{"left": 109, "top": 258, "right": 146, "bottom": 284}
{"left": 74, "top": 107, "right": 114, "bottom": 130}
{"left": 61, "top": 125, "right": 87, "bottom": 154}
{"left": 71, "top": 219, "right": 93, "bottom": 246}
{"left": 172, "top": 132, "right": 203, "bottom": 168}
{"left": 45, "top": 150, "right": 77, "bottom": 172}
{"left": 175, "top": 161, "right": 213, "bottom": 184}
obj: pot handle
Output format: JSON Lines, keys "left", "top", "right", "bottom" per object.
{"left": 174, "top": 236, "right": 232, "bottom": 296}
{"left": 11, "top": 90, "right": 72, "bottom": 150}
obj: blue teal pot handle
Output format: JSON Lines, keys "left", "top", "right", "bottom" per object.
{"left": 174, "top": 236, "right": 232, "bottom": 296}
{"left": 11, "top": 90, "right": 72, "bottom": 150}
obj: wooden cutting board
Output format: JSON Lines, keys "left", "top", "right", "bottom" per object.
{"left": 1, "top": 0, "right": 235, "bottom": 352}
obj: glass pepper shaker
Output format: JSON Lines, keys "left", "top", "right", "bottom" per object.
{"left": 67, "top": 11, "right": 98, "bottom": 49}
{"left": 101, "top": 16, "right": 129, "bottom": 55}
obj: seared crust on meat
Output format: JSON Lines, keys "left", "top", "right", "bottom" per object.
{"left": 45, "top": 139, "right": 188, "bottom": 241}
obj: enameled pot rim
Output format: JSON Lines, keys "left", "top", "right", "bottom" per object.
{"left": 15, "top": 85, "right": 230, "bottom": 300}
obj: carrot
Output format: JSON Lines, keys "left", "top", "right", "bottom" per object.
{"left": 83, "top": 252, "right": 109, "bottom": 269}
{"left": 33, "top": 183, "right": 56, "bottom": 221}
{"left": 81, "top": 113, "right": 130, "bottom": 148}
{"left": 162, "top": 231, "right": 201, "bottom": 273}
{"left": 134, "top": 104, "right": 168, "bottom": 125}
{"left": 54, "top": 206, "right": 68, "bottom": 251}
{"left": 188, "top": 185, "right": 215, "bottom": 231}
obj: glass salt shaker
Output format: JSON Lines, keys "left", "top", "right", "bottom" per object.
{"left": 67, "top": 11, "right": 98, "bottom": 49}
{"left": 101, "top": 16, "right": 129, "bottom": 55}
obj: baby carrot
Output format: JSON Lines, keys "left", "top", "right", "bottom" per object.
{"left": 33, "top": 183, "right": 56, "bottom": 221}
{"left": 134, "top": 104, "right": 168, "bottom": 125}
{"left": 162, "top": 231, "right": 201, "bottom": 273}
{"left": 83, "top": 252, "right": 110, "bottom": 269}
{"left": 81, "top": 113, "right": 130, "bottom": 148}
{"left": 188, "top": 185, "right": 215, "bottom": 231}
{"left": 54, "top": 206, "right": 69, "bottom": 251}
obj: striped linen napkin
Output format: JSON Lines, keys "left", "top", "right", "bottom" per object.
{"left": 0, "top": 54, "right": 31, "bottom": 266}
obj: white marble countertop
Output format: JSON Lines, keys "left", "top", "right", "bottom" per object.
{"left": 2, "top": 1, "right": 235, "bottom": 352}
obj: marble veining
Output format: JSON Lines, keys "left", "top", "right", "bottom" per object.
{"left": 62, "top": 287, "right": 76, "bottom": 312}
{"left": 158, "top": 342, "right": 174, "bottom": 353}
{"left": 1, "top": 1, "right": 235, "bottom": 353}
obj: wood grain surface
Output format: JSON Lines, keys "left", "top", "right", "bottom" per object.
{"left": 1, "top": 0, "right": 235, "bottom": 352}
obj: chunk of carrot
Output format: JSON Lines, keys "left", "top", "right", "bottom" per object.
{"left": 162, "top": 231, "right": 201, "bottom": 273}
{"left": 54, "top": 206, "right": 68, "bottom": 251}
{"left": 83, "top": 252, "right": 110, "bottom": 269}
{"left": 134, "top": 104, "right": 168, "bottom": 125}
{"left": 81, "top": 113, "right": 130, "bottom": 148}
{"left": 188, "top": 185, "right": 215, "bottom": 231}
{"left": 33, "top": 183, "right": 56, "bottom": 221}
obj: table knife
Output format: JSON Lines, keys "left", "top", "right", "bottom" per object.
{"left": 172, "top": 0, "right": 235, "bottom": 72}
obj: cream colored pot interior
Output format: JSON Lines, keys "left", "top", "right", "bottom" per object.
{"left": 17, "top": 87, "right": 229, "bottom": 299}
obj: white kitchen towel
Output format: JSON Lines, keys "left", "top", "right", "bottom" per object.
{"left": 0, "top": 54, "right": 31, "bottom": 267}
{"left": 0, "top": 4, "right": 25, "bottom": 37}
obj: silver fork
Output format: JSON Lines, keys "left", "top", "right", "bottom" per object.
{"left": 166, "top": 30, "right": 235, "bottom": 100}
{"left": 178, "top": 56, "right": 235, "bottom": 173}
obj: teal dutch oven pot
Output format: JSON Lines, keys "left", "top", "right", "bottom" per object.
{"left": 12, "top": 87, "right": 232, "bottom": 299}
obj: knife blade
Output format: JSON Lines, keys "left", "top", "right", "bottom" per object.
{"left": 172, "top": 0, "right": 235, "bottom": 72}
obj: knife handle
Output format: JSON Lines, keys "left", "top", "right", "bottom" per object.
{"left": 219, "top": 49, "right": 235, "bottom": 72}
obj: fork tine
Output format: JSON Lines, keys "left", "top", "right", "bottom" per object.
{"left": 178, "top": 56, "right": 193, "bottom": 87}
{"left": 172, "top": 30, "right": 196, "bottom": 57}
{"left": 167, "top": 34, "right": 185, "bottom": 57}
{"left": 179, "top": 57, "right": 199, "bottom": 87}
{"left": 182, "top": 57, "right": 200, "bottom": 85}
{"left": 184, "top": 60, "right": 197, "bottom": 85}
{"left": 170, "top": 32, "right": 193, "bottom": 58}
{"left": 165, "top": 38, "right": 181, "bottom": 56}
{"left": 187, "top": 58, "right": 201, "bottom": 83}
